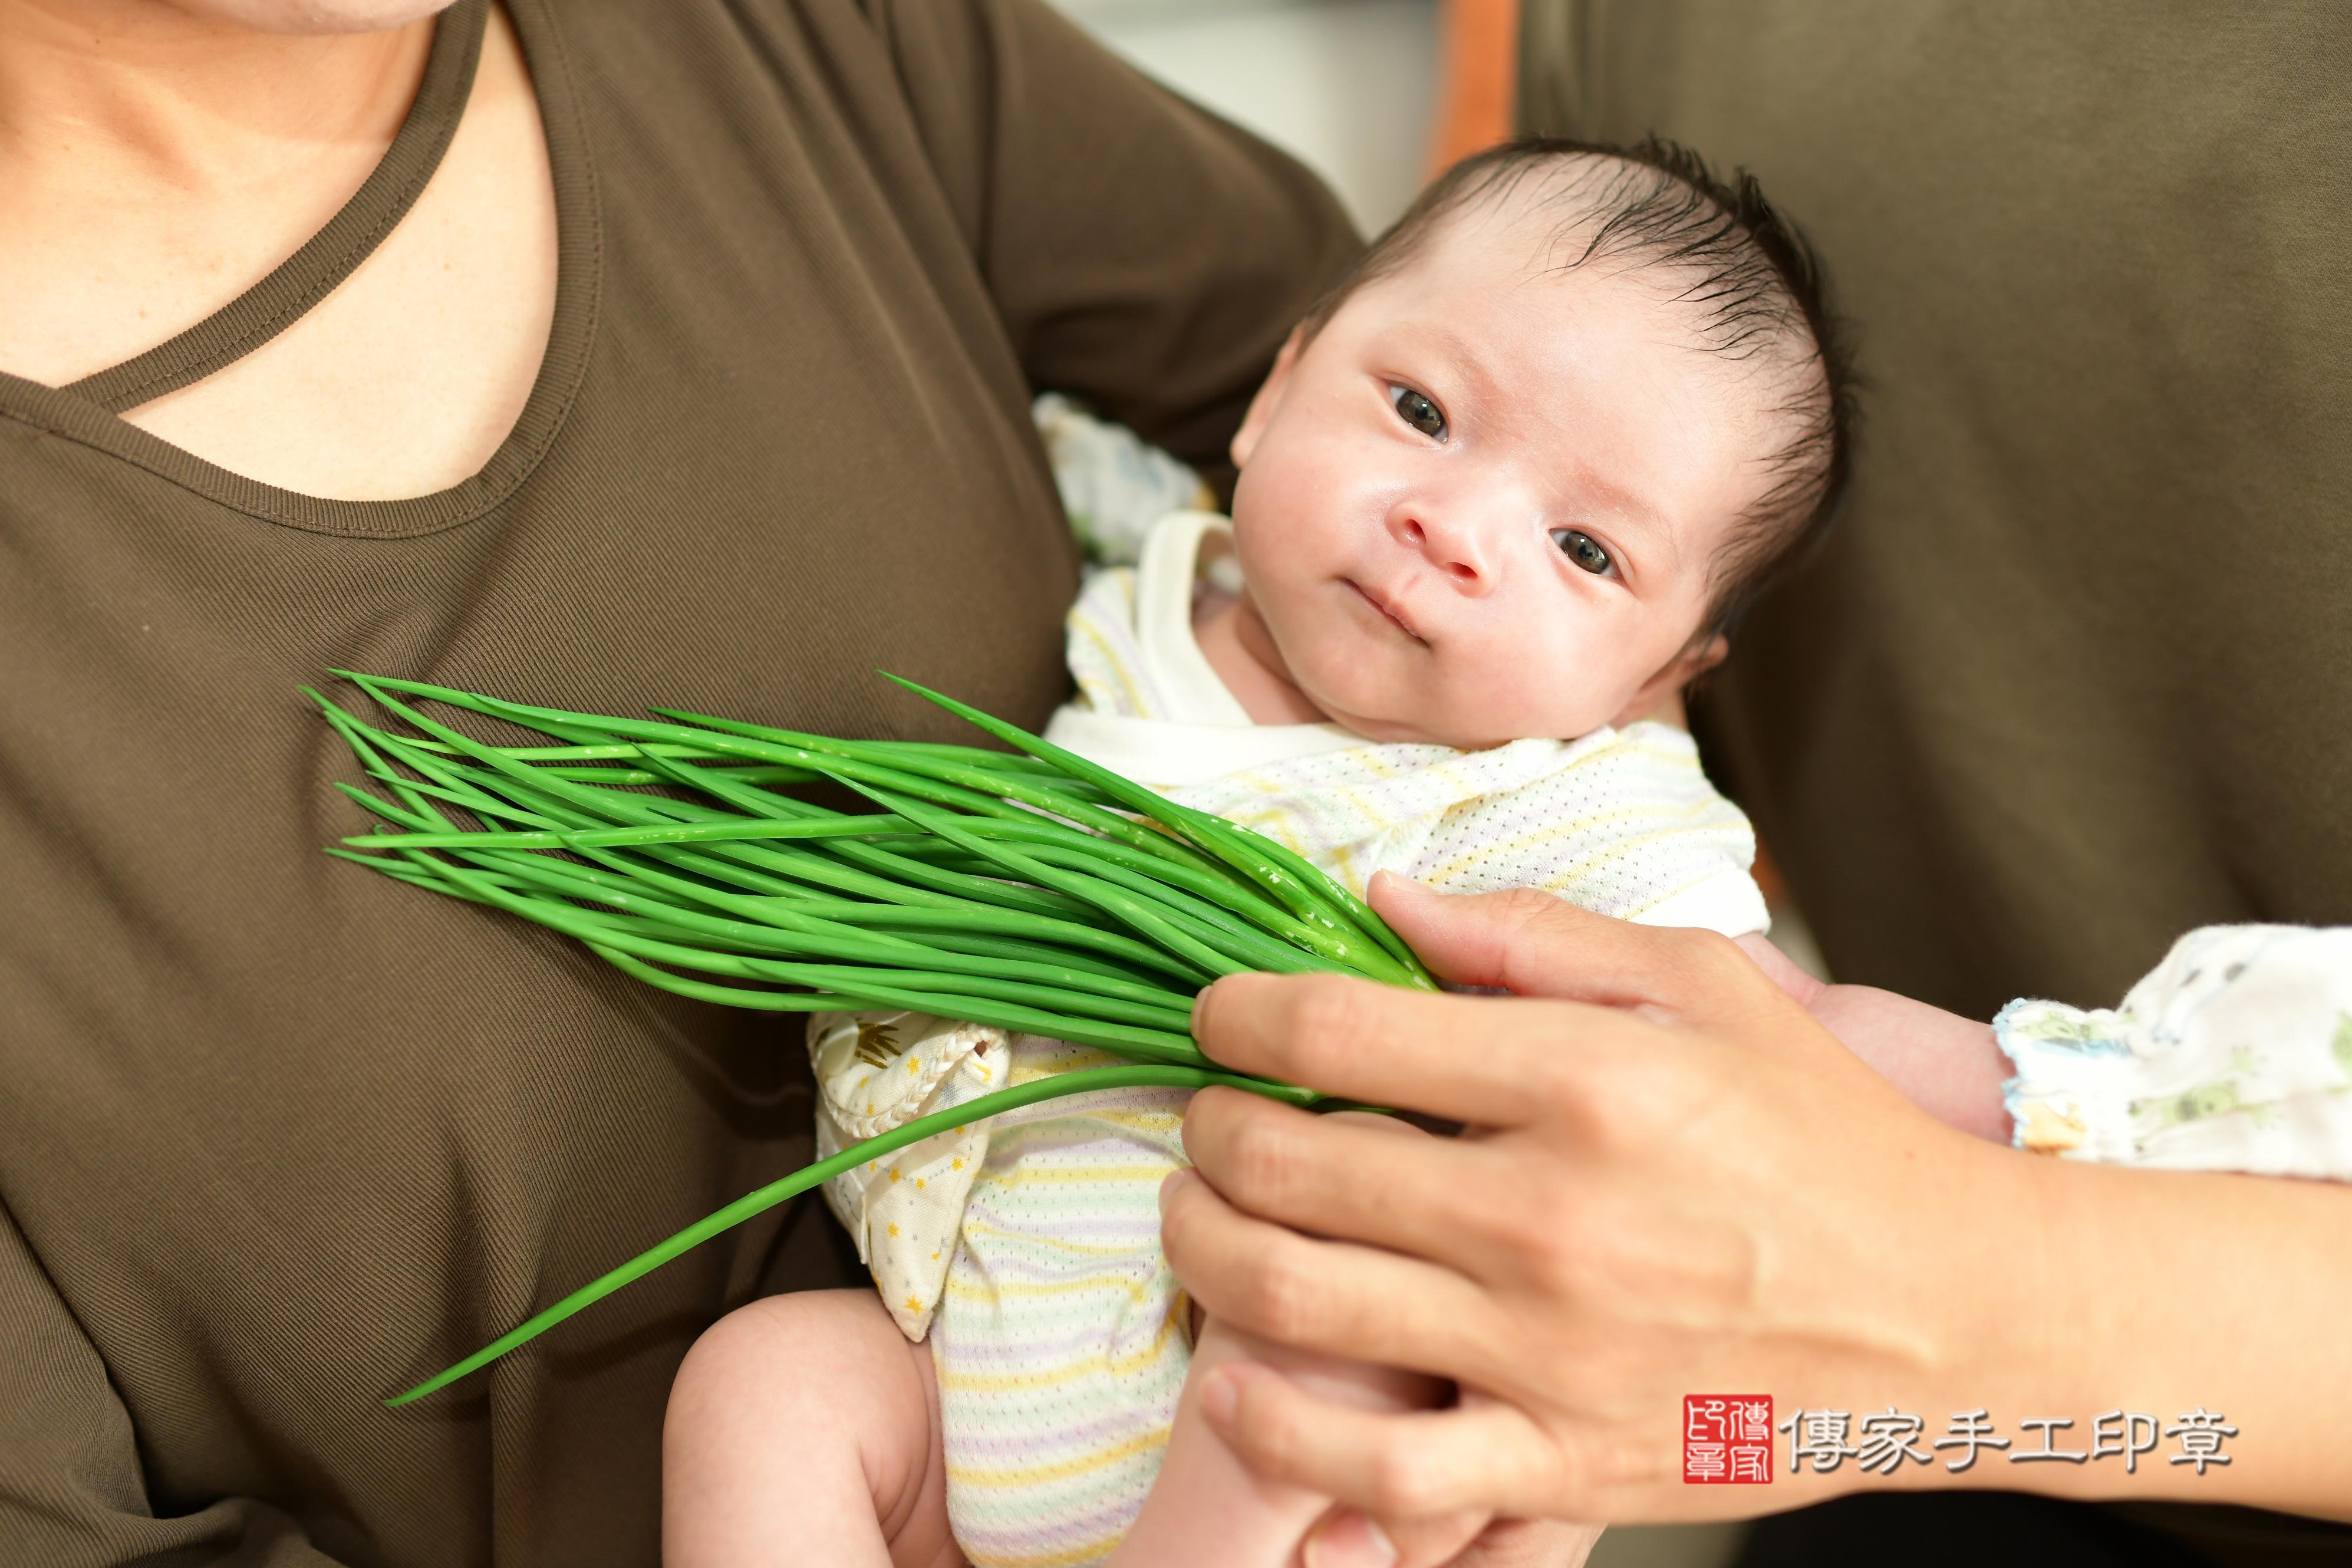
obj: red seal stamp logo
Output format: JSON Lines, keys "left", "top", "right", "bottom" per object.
{"left": 1685, "top": 1395, "right": 1773, "bottom": 1484}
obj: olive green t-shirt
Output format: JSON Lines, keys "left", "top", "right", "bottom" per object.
{"left": 0, "top": 4, "right": 1356, "bottom": 1563}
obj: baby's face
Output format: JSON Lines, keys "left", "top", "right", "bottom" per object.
{"left": 1228, "top": 209, "right": 1780, "bottom": 749}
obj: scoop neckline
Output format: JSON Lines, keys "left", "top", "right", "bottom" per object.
{"left": 0, "top": 0, "right": 603, "bottom": 539}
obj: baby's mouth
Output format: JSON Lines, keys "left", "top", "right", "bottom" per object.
{"left": 1346, "top": 579, "right": 1425, "bottom": 643}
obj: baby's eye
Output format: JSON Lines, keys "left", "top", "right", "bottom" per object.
{"left": 1391, "top": 386, "right": 1447, "bottom": 440}
{"left": 1551, "top": 528, "right": 1613, "bottom": 576}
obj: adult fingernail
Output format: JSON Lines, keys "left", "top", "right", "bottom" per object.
{"left": 1303, "top": 1510, "right": 1398, "bottom": 1568}
{"left": 1199, "top": 1366, "right": 1238, "bottom": 1426}
{"left": 1158, "top": 1167, "right": 1193, "bottom": 1215}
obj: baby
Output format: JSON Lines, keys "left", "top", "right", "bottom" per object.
{"left": 663, "top": 137, "right": 1913, "bottom": 1567}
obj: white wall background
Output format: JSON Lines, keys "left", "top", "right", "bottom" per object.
{"left": 1049, "top": 0, "right": 1441, "bottom": 237}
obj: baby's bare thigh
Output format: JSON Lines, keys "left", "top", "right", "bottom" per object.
{"left": 666, "top": 1288, "right": 963, "bottom": 1568}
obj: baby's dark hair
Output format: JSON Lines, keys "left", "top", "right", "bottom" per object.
{"left": 1297, "top": 136, "right": 1856, "bottom": 642}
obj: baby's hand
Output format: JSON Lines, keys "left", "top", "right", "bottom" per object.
{"left": 1737, "top": 934, "right": 2012, "bottom": 1142}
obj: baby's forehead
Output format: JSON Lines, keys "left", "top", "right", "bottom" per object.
{"left": 1375, "top": 160, "right": 1816, "bottom": 376}
{"left": 1359, "top": 219, "right": 1801, "bottom": 453}
{"left": 1378, "top": 184, "right": 1702, "bottom": 328}
{"left": 1398, "top": 157, "right": 1663, "bottom": 281}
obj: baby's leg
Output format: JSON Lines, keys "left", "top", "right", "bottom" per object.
{"left": 1111, "top": 1111, "right": 1445, "bottom": 1567}
{"left": 1108, "top": 1314, "right": 1442, "bottom": 1567}
{"left": 665, "top": 1288, "right": 963, "bottom": 1568}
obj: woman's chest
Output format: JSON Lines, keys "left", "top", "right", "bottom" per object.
{"left": 0, "top": 284, "right": 1081, "bottom": 1161}
{"left": 0, "top": 367, "right": 1077, "bottom": 1404}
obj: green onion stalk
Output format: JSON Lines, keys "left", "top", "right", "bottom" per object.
{"left": 312, "top": 670, "right": 1437, "bottom": 1406}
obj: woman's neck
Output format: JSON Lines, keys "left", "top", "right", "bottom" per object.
{"left": 0, "top": 0, "right": 434, "bottom": 383}
{"left": 0, "top": 0, "right": 432, "bottom": 185}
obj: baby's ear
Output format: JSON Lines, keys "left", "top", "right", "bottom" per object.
{"left": 1230, "top": 325, "right": 1307, "bottom": 472}
{"left": 1684, "top": 633, "right": 1731, "bottom": 681}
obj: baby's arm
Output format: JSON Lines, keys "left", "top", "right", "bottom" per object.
{"left": 1736, "top": 933, "right": 2013, "bottom": 1141}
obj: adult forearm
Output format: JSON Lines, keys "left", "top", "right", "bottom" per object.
{"left": 1742, "top": 1149, "right": 2352, "bottom": 1517}
{"left": 2011, "top": 1156, "right": 2352, "bottom": 1518}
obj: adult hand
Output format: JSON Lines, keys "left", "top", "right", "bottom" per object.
{"left": 1161, "top": 874, "right": 2060, "bottom": 1523}
{"left": 1303, "top": 1504, "right": 1601, "bottom": 1568}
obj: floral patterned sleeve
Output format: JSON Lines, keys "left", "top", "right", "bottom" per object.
{"left": 1033, "top": 393, "right": 1216, "bottom": 567}
{"left": 1997, "top": 925, "right": 2352, "bottom": 1180}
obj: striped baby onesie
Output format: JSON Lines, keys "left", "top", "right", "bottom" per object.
{"left": 814, "top": 511, "right": 1767, "bottom": 1566}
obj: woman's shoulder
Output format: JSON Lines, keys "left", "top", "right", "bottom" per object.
{"left": 541, "top": 0, "right": 994, "bottom": 229}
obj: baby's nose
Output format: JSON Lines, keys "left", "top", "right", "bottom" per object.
{"left": 1398, "top": 512, "right": 1495, "bottom": 591}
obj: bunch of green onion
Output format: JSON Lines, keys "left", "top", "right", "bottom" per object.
{"left": 314, "top": 670, "right": 1434, "bottom": 1405}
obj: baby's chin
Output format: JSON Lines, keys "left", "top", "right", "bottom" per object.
{"left": 1302, "top": 689, "right": 1534, "bottom": 751}
{"left": 1280, "top": 641, "right": 1626, "bottom": 749}
{"left": 1306, "top": 681, "right": 1625, "bottom": 750}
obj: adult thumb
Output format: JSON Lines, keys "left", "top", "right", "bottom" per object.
{"left": 1368, "top": 872, "right": 1694, "bottom": 1009}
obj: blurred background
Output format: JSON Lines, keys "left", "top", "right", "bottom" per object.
{"left": 1048, "top": 0, "right": 1503, "bottom": 235}
{"left": 1046, "top": 10, "right": 1764, "bottom": 1563}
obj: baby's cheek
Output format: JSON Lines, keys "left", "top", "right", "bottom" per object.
{"left": 1451, "top": 629, "right": 1612, "bottom": 741}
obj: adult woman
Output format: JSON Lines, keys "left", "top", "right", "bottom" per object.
{"left": 0, "top": 2, "right": 1357, "bottom": 1562}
